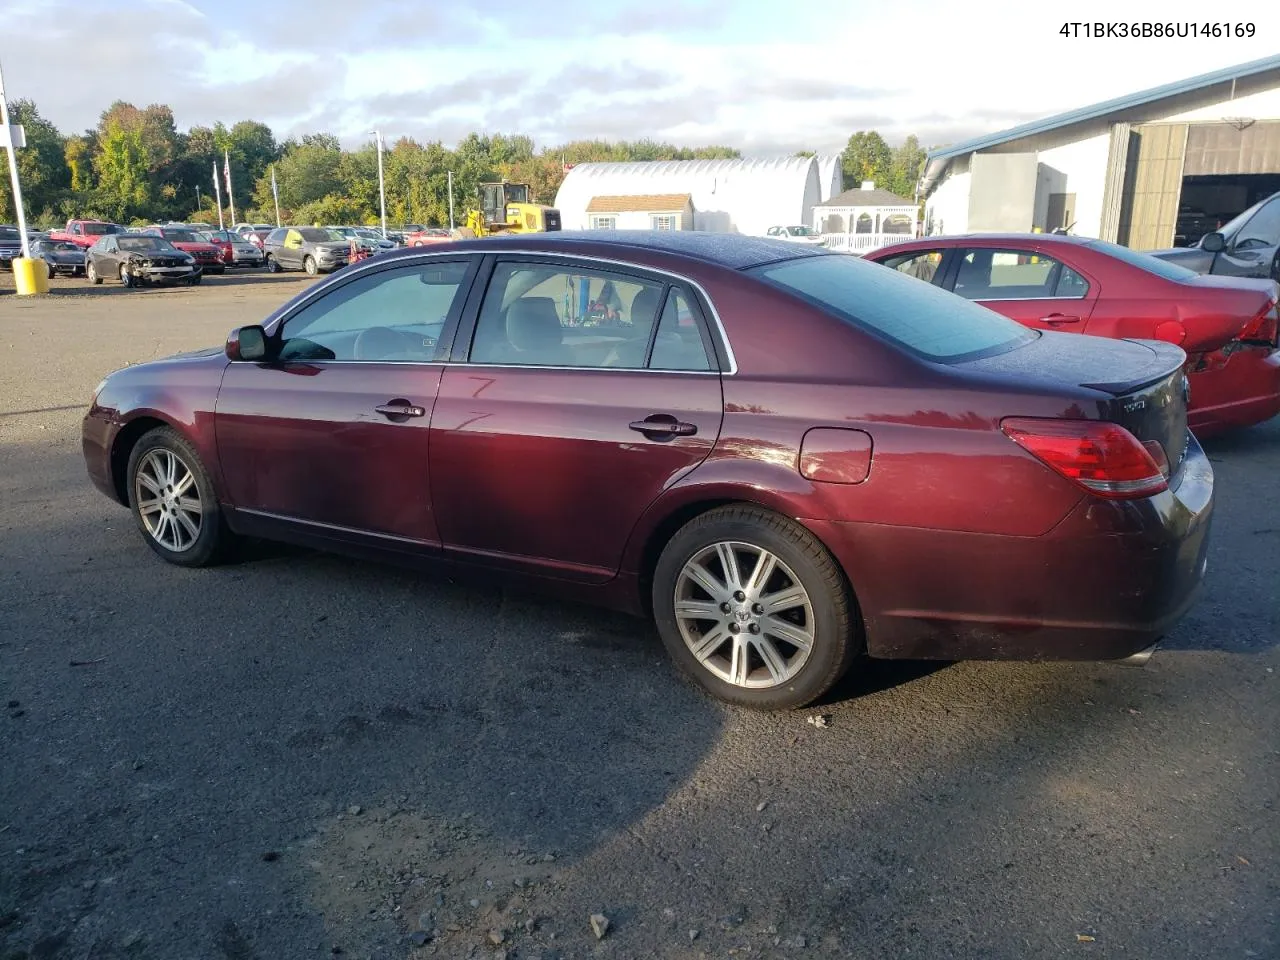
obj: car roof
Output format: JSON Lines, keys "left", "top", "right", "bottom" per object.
{"left": 889, "top": 233, "right": 1096, "bottom": 247}
{"left": 376, "top": 230, "right": 830, "bottom": 271}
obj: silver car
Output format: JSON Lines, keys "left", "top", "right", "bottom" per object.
{"left": 1149, "top": 191, "right": 1280, "bottom": 282}
{"left": 263, "top": 226, "right": 352, "bottom": 275}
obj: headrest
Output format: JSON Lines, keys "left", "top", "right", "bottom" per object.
{"left": 506, "top": 297, "right": 563, "bottom": 351}
{"left": 630, "top": 286, "right": 664, "bottom": 328}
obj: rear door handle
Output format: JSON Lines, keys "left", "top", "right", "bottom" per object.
{"left": 629, "top": 415, "right": 697, "bottom": 437}
{"left": 1041, "top": 313, "right": 1080, "bottom": 325}
{"left": 375, "top": 400, "right": 426, "bottom": 421}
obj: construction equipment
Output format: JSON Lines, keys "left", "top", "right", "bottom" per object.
{"left": 456, "top": 181, "right": 561, "bottom": 238}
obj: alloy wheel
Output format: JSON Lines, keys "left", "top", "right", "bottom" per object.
{"left": 133, "top": 448, "right": 202, "bottom": 553}
{"left": 673, "top": 540, "right": 816, "bottom": 689}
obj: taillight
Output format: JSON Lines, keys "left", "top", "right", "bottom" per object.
{"left": 1001, "top": 418, "right": 1169, "bottom": 499}
{"left": 1237, "top": 295, "right": 1278, "bottom": 346}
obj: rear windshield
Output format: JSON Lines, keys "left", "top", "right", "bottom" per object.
{"left": 746, "top": 254, "right": 1037, "bottom": 362}
{"left": 1084, "top": 239, "right": 1200, "bottom": 282}
{"left": 0, "top": 226, "right": 18, "bottom": 240}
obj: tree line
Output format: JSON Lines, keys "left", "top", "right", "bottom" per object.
{"left": 0, "top": 99, "right": 928, "bottom": 228}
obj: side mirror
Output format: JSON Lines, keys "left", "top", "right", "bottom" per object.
{"left": 1201, "top": 231, "right": 1226, "bottom": 253}
{"left": 226, "top": 325, "right": 268, "bottom": 362}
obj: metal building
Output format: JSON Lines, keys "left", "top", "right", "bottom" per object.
{"left": 919, "top": 54, "right": 1280, "bottom": 249}
{"left": 554, "top": 156, "right": 838, "bottom": 236}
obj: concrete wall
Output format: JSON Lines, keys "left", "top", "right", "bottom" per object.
{"left": 1036, "top": 133, "right": 1112, "bottom": 237}
{"left": 924, "top": 165, "right": 970, "bottom": 235}
{"left": 967, "top": 153, "right": 1038, "bottom": 231}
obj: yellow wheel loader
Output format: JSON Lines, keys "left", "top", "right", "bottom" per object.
{"left": 452, "top": 181, "right": 562, "bottom": 238}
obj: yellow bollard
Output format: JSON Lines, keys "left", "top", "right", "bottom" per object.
{"left": 12, "top": 257, "right": 50, "bottom": 295}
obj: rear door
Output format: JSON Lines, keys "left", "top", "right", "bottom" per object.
{"left": 429, "top": 255, "right": 726, "bottom": 582}
{"left": 948, "top": 246, "right": 1099, "bottom": 331}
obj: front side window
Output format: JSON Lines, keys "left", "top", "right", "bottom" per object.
{"left": 878, "top": 249, "right": 946, "bottom": 285}
{"left": 1237, "top": 197, "right": 1280, "bottom": 249}
{"left": 747, "top": 253, "right": 1036, "bottom": 363}
{"left": 468, "top": 262, "right": 671, "bottom": 368}
{"left": 952, "top": 249, "right": 1089, "bottom": 300}
{"left": 277, "top": 261, "right": 471, "bottom": 363}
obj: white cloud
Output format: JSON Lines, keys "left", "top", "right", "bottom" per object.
{"left": 0, "top": 0, "right": 1276, "bottom": 153}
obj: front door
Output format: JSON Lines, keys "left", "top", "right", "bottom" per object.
{"left": 429, "top": 257, "right": 725, "bottom": 581}
{"left": 215, "top": 258, "right": 477, "bottom": 546}
{"left": 1216, "top": 195, "right": 1280, "bottom": 280}
{"left": 949, "top": 246, "right": 1098, "bottom": 331}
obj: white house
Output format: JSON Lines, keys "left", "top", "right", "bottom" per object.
{"left": 554, "top": 156, "right": 838, "bottom": 236}
{"left": 584, "top": 194, "right": 693, "bottom": 231}
{"left": 920, "top": 54, "right": 1280, "bottom": 250}
{"left": 813, "top": 181, "right": 918, "bottom": 253}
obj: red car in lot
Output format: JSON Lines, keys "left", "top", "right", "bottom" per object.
{"left": 142, "top": 226, "right": 226, "bottom": 274}
{"left": 82, "top": 232, "right": 1212, "bottom": 710}
{"left": 865, "top": 234, "right": 1280, "bottom": 436}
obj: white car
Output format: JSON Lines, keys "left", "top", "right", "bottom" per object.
{"left": 765, "top": 225, "right": 828, "bottom": 246}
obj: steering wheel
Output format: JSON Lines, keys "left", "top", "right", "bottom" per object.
{"left": 354, "top": 326, "right": 435, "bottom": 362}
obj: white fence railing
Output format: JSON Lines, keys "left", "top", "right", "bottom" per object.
{"left": 820, "top": 233, "right": 914, "bottom": 254}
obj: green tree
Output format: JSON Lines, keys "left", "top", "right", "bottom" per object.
{"left": 253, "top": 133, "right": 342, "bottom": 213}
{"left": 841, "top": 130, "right": 893, "bottom": 189}
{"left": 886, "top": 135, "right": 925, "bottom": 200}
{"left": 291, "top": 194, "right": 375, "bottom": 226}
{"left": 0, "top": 99, "right": 69, "bottom": 225}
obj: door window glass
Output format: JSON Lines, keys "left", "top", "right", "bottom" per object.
{"left": 650, "top": 290, "right": 712, "bottom": 371}
{"left": 1054, "top": 264, "right": 1090, "bottom": 298}
{"left": 1237, "top": 198, "right": 1280, "bottom": 249}
{"left": 953, "top": 249, "right": 1085, "bottom": 300}
{"left": 468, "top": 262, "right": 666, "bottom": 368}
{"left": 277, "top": 261, "right": 470, "bottom": 362}
{"left": 878, "top": 249, "right": 945, "bottom": 285}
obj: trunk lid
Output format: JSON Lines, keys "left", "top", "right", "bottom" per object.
{"left": 1179, "top": 275, "right": 1279, "bottom": 351}
{"left": 959, "top": 330, "right": 1190, "bottom": 476}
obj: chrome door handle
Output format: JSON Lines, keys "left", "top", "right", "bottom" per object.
{"left": 1041, "top": 314, "right": 1080, "bottom": 324}
{"left": 375, "top": 400, "right": 426, "bottom": 420}
{"left": 629, "top": 416, "right": 697, "bottom": 437}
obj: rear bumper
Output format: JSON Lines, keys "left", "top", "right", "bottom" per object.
{"left": 1187, "top": 347, "right": 1280, "bottom": 436}
{"left": 805, "top": 434, "right": 1214, "bottom": 662}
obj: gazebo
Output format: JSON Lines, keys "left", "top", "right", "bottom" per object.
{"left": 813, "top": 181, "right": 918, "bottom": 253}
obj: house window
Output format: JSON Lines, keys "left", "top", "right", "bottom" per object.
{"left": 650, "top": 214, "right": 677, "bottom": 231}
{"left": 589, "top": 215, "right": 617, "bottom": 230}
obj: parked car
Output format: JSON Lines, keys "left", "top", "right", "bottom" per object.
{"left": 201, "top": 230, "right": 264, "bottom": 268}
{"left": 1149, "top": 191, "right": 1280, "bottom": 281}
{"left": 262, "top": 226, "right": 351, "bottom": 274}
{"left": 236, "top": 226, "right": 272, "bottom": 253}
{"left": 82, "top": 232, "right": 1212, "bottom": 710}
{"left": 765, "top": 225, "right": 828, "bottom": 246}
{"left": 865, "top": 234, "right": 1280, "bottom": 437}
{"left": 0, "top": 224, "right": 21, "bottom": 267}
{"left": 403, "top": 227, "right": 453, "bottom": 247}
{"left": 85, "top": 234, "right": 201, "bottom": 287}
{"left": 326, "top": 225, "right": 391, "bottom": 253}
{"left": 141, "top": 226, "right": 225, "bottom": 274}
{"left": 49, "top": 219, "right": 126, "bottom": 249}
{"left": 31, "top": 238, "right": 87, "bottom": 277}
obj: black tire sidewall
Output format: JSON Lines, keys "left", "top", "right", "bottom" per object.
{"left": 304, "top": 256, "right": 317, "bottom": 275}
{"left": 125, "top": 427, "right": 225, "bottom": 567}
{"left": 652, "top": 508, "right": 857, "bottom": 710}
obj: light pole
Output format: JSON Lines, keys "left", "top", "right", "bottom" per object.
{"left": 0, "top": 58, "right": 32, "bottom": 262}
{"left": 371, "top": 129, "right": 387, "bottom": 238}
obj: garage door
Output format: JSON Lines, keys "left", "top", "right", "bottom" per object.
{"left": 1182, "top": 120, "right": 1280, "bottom": 176}
{"left": 1118, "top": 123, "right": 1188, "bottom": 251}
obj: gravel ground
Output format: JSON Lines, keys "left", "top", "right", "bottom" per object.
{"left": 1, "top": 270, "right": 1277, "bottom": 960}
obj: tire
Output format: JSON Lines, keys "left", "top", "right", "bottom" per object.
{"left": 87, "top": 260, "right": 102, "bottom": 284}
{"left": 265, "top": 254, "right": 280, "bottom": 273}
{"left": 213, "top": 266, "right": 226, "bottom": 275}
{"left": 303, "top": 255, "right": 318, "bottom": 276}
{"left": 187, "top": 274, "right": 203, "bottom": 285}
{"left": 651, "top": 505, "right": 861, "bottom": 710}
{"left": 119, "top": 263, "right": 134, "bottom": 288}
{"left": 125, "top": 426, "right": 231, "bottom": 568}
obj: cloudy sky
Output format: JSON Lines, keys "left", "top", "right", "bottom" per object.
{"left": 0, "top": 0, "right": 1276, "bottom": 154}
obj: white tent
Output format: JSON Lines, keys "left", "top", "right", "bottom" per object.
{"left": 554, "top": 157, "right": 823, "bottom": 236}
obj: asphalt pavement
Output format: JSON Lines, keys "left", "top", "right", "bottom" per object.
{"left": 1, "top": 271, "right": 1277, "bottom": 960}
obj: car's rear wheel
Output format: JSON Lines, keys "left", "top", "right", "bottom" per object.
{"left": 126, "top": 427, "right": 230, "bottom": 567}
{"left": 87, "top": 260, "right": 101, "bottom": 284}
{"left": 652, "top": 505, "right": 861, "bottom": 710}
{"left": 303, "top": 255, "right": 318, "bottom": 276}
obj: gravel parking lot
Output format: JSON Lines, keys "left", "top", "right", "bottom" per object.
{"left": 2, "top": 271, "right": 1278, "bottom": 960}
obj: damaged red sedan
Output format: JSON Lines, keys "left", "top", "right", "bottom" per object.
{"left": 865, "top": 234, "right": 1280, "bottom": 436}
{"left": 83, "top": 233, "right": 1213, "bottom": 710}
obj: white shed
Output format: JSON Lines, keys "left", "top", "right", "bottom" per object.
{"left": 813, "top": 181, "right": 918, "bottom": 253}
{"left": 554, "top": 157, "right": 822, "bottom": 236}
{"left": 816, "top": 154, "right": 844, "bottom": 202}
{"left": 584, "top": 194, "right": 694, "bottom": 231}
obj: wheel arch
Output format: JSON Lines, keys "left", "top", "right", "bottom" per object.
{"left": 108, "top": 414, "right": 182, "bottom": 505}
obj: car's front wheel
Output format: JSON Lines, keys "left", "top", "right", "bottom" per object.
{"left": 652, "top": 505, "right": 861, "bottom": 710}
{"left": 126, "top": 427, "right": 230, "bottom": 567}
{"left": 86, "top": 260, "right": 101, "bottom": 284}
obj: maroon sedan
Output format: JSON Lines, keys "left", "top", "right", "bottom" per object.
{"left": 82, "top": 233, "right": 1213, "bottom": 710}
{"left": 864, "top": 234, "right": 1280, "bottom": 436}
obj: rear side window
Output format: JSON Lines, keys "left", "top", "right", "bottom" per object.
{"left": 747, "top": 254, "right": 1036, "bottom": 363}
